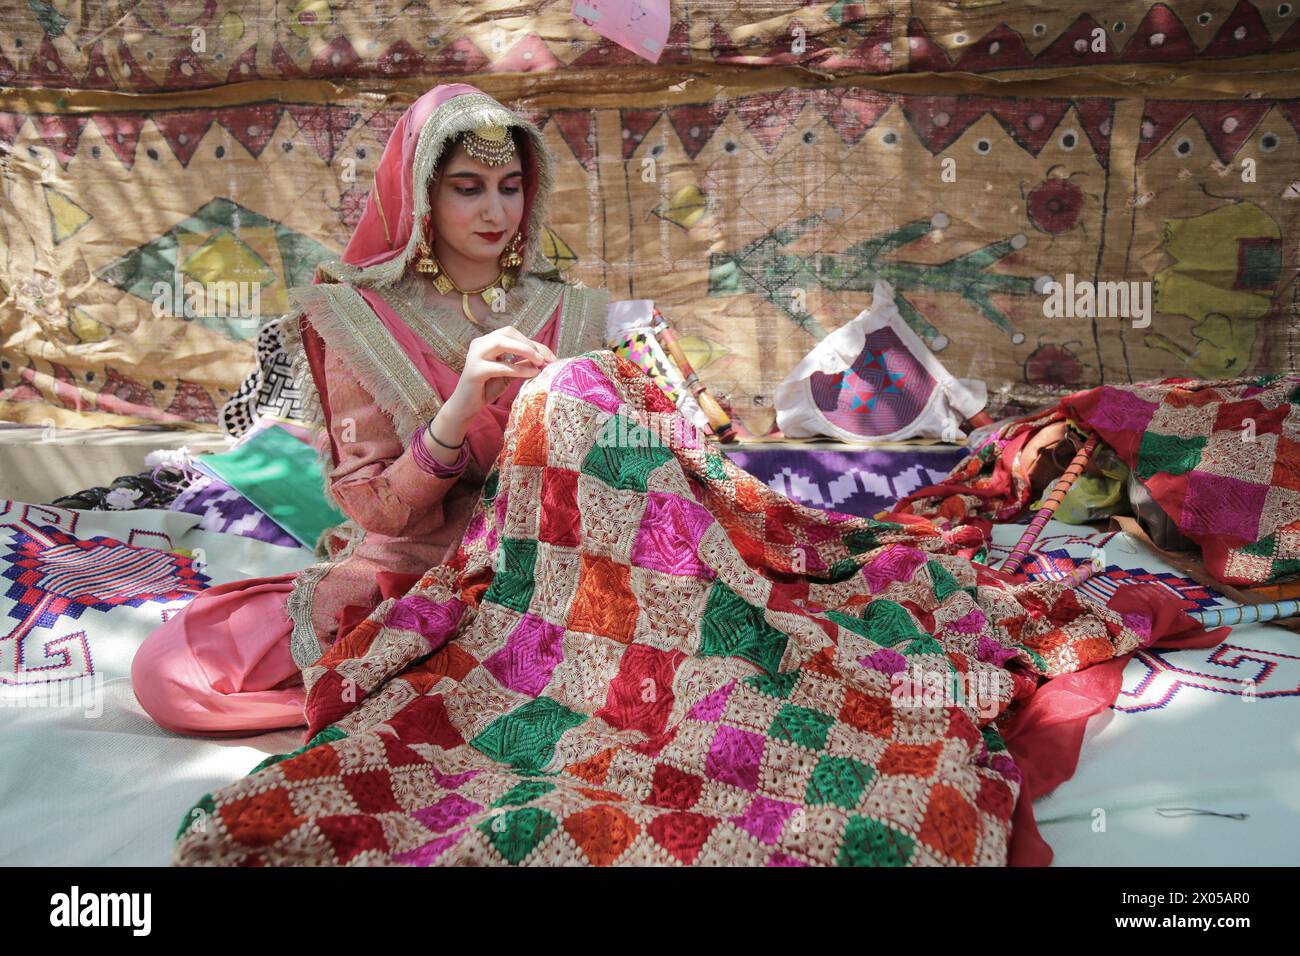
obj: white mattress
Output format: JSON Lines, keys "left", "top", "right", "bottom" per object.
{"left": 985, "top": 522, "right": 1300, "bottom": 865}
{"left": 0, "top": 502, "right": 313, "bottom": 866}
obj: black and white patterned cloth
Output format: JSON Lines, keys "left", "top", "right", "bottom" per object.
{"left": 49, "top": 468, "right": 191, "bottom": 512}
{"left": 219, "top": 317, "right": 307, "bottom": 439}
{"left": 47, "top": 318, "right": 309, "bottom": 517}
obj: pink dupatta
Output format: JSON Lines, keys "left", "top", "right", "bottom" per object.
{"left": 317, "top": 83, "right": 558, "bottom": 474}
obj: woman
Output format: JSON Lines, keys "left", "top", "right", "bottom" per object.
{"left": 132, "top": 83, "right": 611, "bottom": 735}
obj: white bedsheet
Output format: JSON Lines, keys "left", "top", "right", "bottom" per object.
{"left": 0, "top": 502, "right": 313, "bottom": 866}
{"left": 986, "top": 521, "right": 1300, "bottom": 866}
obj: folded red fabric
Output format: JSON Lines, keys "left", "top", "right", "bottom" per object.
{"left": 1001, "top": 583, "right": 1229, "bottom": 866}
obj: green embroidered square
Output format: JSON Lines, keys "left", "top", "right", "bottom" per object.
{"left": 812, "top": 558, "right": 861, "bottom": 584}
{"left": 1239, "top": 533, "right": 1278, "bottom": 558}
{"left": 471, "top": 697, "right": 586, "bottom": 773}
{"left": 844, "top": 520, "right": 903, "bottom": 555}
{"left": 837, "top": 815, "right": 915, "bottom": 867}
{"left": 483, "top": 537, "right": 538, "bottom": 615}
{"left": 744, "top": 670, "right": 800, "bottom": 700}
{"left": 981, "top": 725, "right": 1008, "bottom": 754}
{"left": 858, "top": 599, "right": 923, "bottom": 648}
{"left": 580, "top": 414, "right": 675, "bottom": 492}
{"left": 704, "top": 454, "right": 729, "bottom": 481}
{"left": 478, "top": 806, "right": 558, "bottom": 864}
{"left": 927, "top": 560, "right": 962, "bottom": 602}
{"left": 1271, "top": 556, "right": 1300, "bottom": 579}
{"left": 806, "top": 755, "right": 875, "bottom": 809}
{"left": 827, "top": 609, "right": 873, "bottom": 640}
{"left": 1136, "top": 432, "right": 1206, "bottom": 480}
{"left": 769, "top": 703, "right": 834, "bottom": 751}
{"left": 698, "top": 580, "right": 789, "bottom": 675}
{"left": 902, "top": 633, "right": 947, "bottom": 659}
{"left": 1238, "top": 533, "right": 1300, "bottom": 581}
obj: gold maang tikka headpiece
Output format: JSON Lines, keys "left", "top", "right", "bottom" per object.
{"left": 461, "top": 122, "right": 516, "bottom": 167}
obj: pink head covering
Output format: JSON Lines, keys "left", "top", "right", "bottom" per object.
{"left": 340, "top": 83, "right": 549, "bottom": 273}
{"left": 320, "top": 83, "right": 560, "bottom": 475}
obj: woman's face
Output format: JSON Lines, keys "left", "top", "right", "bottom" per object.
{"left": 429, "top": 139, "right": 525, "bottom": 268}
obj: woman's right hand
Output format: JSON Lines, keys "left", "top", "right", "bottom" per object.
{"left": 448, "top": 325, "right": 559, "bottom": 422}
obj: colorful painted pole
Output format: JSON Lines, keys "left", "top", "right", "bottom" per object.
{"left": 1187, "top": 600, "right": 1300, "bottom": 629}
{"left": 1000, "top": 433, "right": 1099, "bottom": 575}
{"left": 651, "top": 308, "right": 736, "bottom": 442}
{"left": 1057, "top": 548, "right": 1105, "bottom": 589}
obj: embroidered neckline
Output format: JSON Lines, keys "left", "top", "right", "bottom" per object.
{"left": 378, "top": 272, "right": 562, "bottom": 373}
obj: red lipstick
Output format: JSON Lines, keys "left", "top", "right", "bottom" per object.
{"left": 476, "top": 231, "right": 505, "bottom": 242}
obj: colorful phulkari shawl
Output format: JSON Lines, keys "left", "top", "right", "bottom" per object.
{"left": 898, "top": 375, "right": 1300, "bottom": 588}
{"left": 173, "top": 352, "right": 1207, "bottom": 867}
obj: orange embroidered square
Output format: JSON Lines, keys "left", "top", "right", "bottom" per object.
{"left": 1274, "top": 436, "right": 1300, "bottom": 493}
{"left": 918, "top": 782, "right": 979, "bottom": 864}
{"left": 801, "top": 647, "right": 841, "bottom": 680}
{"left": 713, "top": 508, "right": 766, "bottom": 565}
{"left": 1165, "top": 386, "right": 1221, "bottom": 409}
{"left": 566, "top": 747, "right": 616, "bottom": 785}
{"left": 220, "top": 790, "right": 304, "bottom": 848}
{"left": 1072, "top": 635, "right": 1115, "bottom": 669}
{"left": 1021, "top": 626, "right": 1068, "bottom": 655}
{"left": 511, "top": 392, "right": 549, "bottom": 467}
{"left": 325, "top": 618, "right": 380, "bottom": 665}
{"left": 279, "top": 742, "right": 341, "bottom": 782}
{"left": 405, "top": 643, "right": 478, "bottom": 691}
{"left": 878, "top": 741, "right": 942, "bottom": 777}
{"left": 839, "top": 687, "right": 893, "bottom": 738}
{"left": 735, "top": 477, "right": 765, "bottom": 513}
{"left": 460, "top": 577, "right": 491, "bottom": 607}
{"left": 568, "top": 552, "right": 639, "bottom": 644}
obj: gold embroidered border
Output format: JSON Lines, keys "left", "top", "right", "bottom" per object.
{"left": 381, "top": 274, "right": 563, "bottom": 372}
{"left": 557, "top": 284, "right": 612, "bottom": 358}
{"left": 292, "top": 283, "right": 444, "bottom": 440}
{"left": 286, "top": 522, "right": 366, "bottom": 670}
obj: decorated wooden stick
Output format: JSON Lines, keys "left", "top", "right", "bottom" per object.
{"left": 1000, "top": 432, "right": 1099, "bottom": 575}
{"left": 611, "top": 328, "right": 690, "bottom": 406}
{"left": 1057, "top": 548, "right": 1105, "bottom": 589}
{"left": 651, "top": 308, "right": 735, "bottom": 442}
{"left": 1187, "top": 599, "right": 1300, "bottom": 629}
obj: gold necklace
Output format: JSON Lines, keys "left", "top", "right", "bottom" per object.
{"left": 434, "top": 268, "right": 515, "bottom": 325}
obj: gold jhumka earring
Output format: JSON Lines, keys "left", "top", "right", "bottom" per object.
{"left": 415, "top": 122, "right": 526, "bottom": 325}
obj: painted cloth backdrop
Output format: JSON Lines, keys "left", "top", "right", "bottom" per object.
{"left": 2, "top": 2, "right": 1299, "bottom": 435}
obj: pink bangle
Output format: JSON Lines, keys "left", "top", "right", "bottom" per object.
{"left": 410, "top": 426, "right": 470, "bottom": 478}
